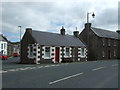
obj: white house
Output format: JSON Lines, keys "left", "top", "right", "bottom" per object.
{"left": 0, "top": 34, "right": 7, "bottom": 55}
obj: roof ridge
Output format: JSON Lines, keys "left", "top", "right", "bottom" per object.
{"left": 32, "top": 30, "right": 85, "bottom": 47}
{"left": 91, "top": 27, "right": 119, "bottom": 40}
{"left": 32, "top": 30, "right": 74, "bottom": 36}
{"left": 91, "top": 27, "right": 116, "bottom": 33}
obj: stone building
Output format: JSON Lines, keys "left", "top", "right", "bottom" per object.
{"left": 21, "top": 27, "right": 87, "bottom": 64}
{"left": 79, "top": 23, "right": 120, "bottom": 61}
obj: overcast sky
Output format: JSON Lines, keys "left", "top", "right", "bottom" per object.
{"left": 1, "top": 0, "right": 119, "bottom": 42}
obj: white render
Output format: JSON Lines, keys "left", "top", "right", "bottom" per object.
{"left": 27, "top": 44, "right": 87, "bottom": 64}
{"left": 0, "top": 41, "right": 7, "bottom": 55}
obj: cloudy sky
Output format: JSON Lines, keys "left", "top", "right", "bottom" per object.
{"left": 1, "top": 0, "right": 119, "bottom": 42}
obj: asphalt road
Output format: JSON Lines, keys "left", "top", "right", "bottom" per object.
{"left": 1, "top": 58, "right": 118, "bottom": 88}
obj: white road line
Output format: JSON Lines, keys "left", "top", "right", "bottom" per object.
{"left": 0, "top": 71, "right": 2, "bottom": 73}
{"left": 25, "top": 65, "right": 34, "bottom": 66}
{"left": 92, "top": 67, "right": 106, "bottom": 71}
{"left": 37, "top": 66, "right": 43, "bottom": 68}
{"left": 55, "top": 65, "right": 60, "bottom": 66}
{"left": 8, "top": 69, "right": 16, "bottom": 72}
{"left": 44, "top": 65, "right": 50, "bottom": 67}
{"left": 51, "top": 65, "right": 56, "bottom": 67}
{"left": 19, "top": 68, "right": 28, "bottom": 70}
{"left": 15, "top": 68, "right": 23, "bottom": 71}
{"left": 112, "top": 64, "right": 118, "bottom": 66}
{"left": 2, "top": 70, "right": 8, "bottom": 73}
{"left": 24, "top": 67, "right": 34, "bottom": 69}
{"left": 49, "top": 72, "right": 84, "bottom": 85}
{"left": 28, "top": 67, "right": 36, "bottom": 69}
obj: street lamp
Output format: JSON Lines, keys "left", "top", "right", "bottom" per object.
{"left": 18, "top": 26, "right": 22, "bottom": 41}
{"left": 18, "top": 26, "right": 22, "bottom": 60}
{"left": 87, "top": 12, "right": 95, "bottom": 23}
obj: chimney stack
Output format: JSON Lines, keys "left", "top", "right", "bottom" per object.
{"left": 26, "top": 28, "right": 32, "bottom": 33}
{"left": 85, "top": 23, "right": 91, "bottom": 29}
{"left": 73, "top": 31, "right": 79, "bottom": 37}
{"left": 60, "top": 26, "right": 65, "bottom": 35}
{"left": 116, "top": 30, "right": 120, "bottom": 34}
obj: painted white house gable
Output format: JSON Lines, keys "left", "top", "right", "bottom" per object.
{"left": 0, "top": 41, "right": 7, "bottom": 55}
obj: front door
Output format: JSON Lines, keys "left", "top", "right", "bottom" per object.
{"left": 55, "top": 47, "right": 60, "bottom": 62}
{"left": 108, "top": 50, "right": 111, "bottom": 59}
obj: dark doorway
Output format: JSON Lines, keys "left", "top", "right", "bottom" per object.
{"left": 108, "top": 50, "right": 111, "bottom": 59}
{"left": 72, "top": 48, "right": 78, "bottom": 61}
{"left": 55, "top": 47, "right": 60, "bottom": 62}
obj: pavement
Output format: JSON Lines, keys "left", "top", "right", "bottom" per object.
{"left": 1, "top": 57, "right": 119, "bottom": 88}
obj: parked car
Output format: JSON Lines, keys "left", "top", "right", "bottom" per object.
{"left": 13, "top": 52, "right": 19, "bottom": 57}
{"left": 0, "top": 54, "right": 8, "bottom": 60}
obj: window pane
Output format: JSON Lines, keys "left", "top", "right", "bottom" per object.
{"left": 81, "top": 48, "right": 84, "bottom": 56}
{"left": 66, "top": 48, "right": 70, "bottom": 56}
{"left": 30, "top": 45, "right": 33, "bottom": 57}
{"left": 45, "top": 47, "right": 50, "bottom": 57}
{"left": 4, "top": 43, "right": 6, "bottom": 49}
{"left": 1, "top": 44, "right": 3, "bottom": 49}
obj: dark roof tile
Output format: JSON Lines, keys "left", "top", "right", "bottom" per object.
{"left": 32, "top": 30, "right": 85, "bottom": 47}
{"left": 91, "top": 27, "right": 120, "bottom": 39}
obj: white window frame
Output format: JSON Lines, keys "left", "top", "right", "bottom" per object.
{"left": 1, "top": 43, "right": 3, "bottom": 49}
{"left": 28, "top": 44, "right": 34, "bottom": 58}
{"left": 0, "top": 41, "right": 7, "bottom": 55}
{"left": 81, "top": 48, "right": 85, "bottom": 57}
{"left": 44, "top": 46, "right": 51, "bottom": 59}
{"left": 65, "top": 47, "right": 70, "bottom": 57}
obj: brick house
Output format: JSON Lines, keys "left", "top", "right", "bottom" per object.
{"left": 79, "top": 23, "right": 120, "bottom": 61}
{"left": 21, "top": 27, "right": 87, "bottom": 64}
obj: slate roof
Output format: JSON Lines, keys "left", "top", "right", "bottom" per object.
{"left": 91, "top": 27, "right": 120, "bottom": 40}
{"left": 0, "top": 34, "right": 8, "bottom": 42}
{"left": 32, "top": 30, "right": 85, "bottom": 47}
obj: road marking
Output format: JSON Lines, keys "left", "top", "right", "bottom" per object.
{"left": 112, "top": 64, "right": 118, "bottom": 66}
{"left": 1, "top": 63, "right": 70, "bottom": 73}
{"left": 51, "top": 65, "right": 56, "bottom": 67}
{"left": 0, "top": 71, "right": 2, "bottom": 73}
{"left": 2, "top": 70, "right": 8, "bottom": 73}
{"left": 92, "top": 67, "right": 106, "bottom": 71}
{"left": 15, "top": 68, "right": 23, "bottom": 71}
{"left": 24, "top": 67, "right": 34, "bottom": 69}
{"left": 55, "top": 65, "right": 60, "bottom": 66}
{"left": 8, "top": 69, "right": 16, "bottom": 72}
{"left": 49, "top": 72, "right": 83, "bottom": 85}
{"left": 19, "top": 68, "right": 28, "bottom": 70}
{"left": 44, "top": 65, "right": 50, "bottom": 67}
{"left": 29, "top": 67, "right": 36, "bottom": 69}
{"left": 37, "top": 66, "right": 43, "bottom": 68}
{"left": 25, "top": 65, "right": 34, "bottom": 66}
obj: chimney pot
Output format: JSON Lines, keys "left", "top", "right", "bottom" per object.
{"left": 60, "top": 26, "right": 65, "bottom": 35}
{"left": 85, "top": 23, "right": 91, "bottom": 29}
{"left": 116, "top": 30, "right": 120, "bottom": 34}
{"left": 73, "top": 31, "right": 79, "bottom": 37}
{"left": 26, "top": 28, "right": 32, "bottom": 33}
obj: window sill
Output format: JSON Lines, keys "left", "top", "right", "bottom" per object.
{"left": 44, "top": 57, "right": 51, "bottom": 59}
